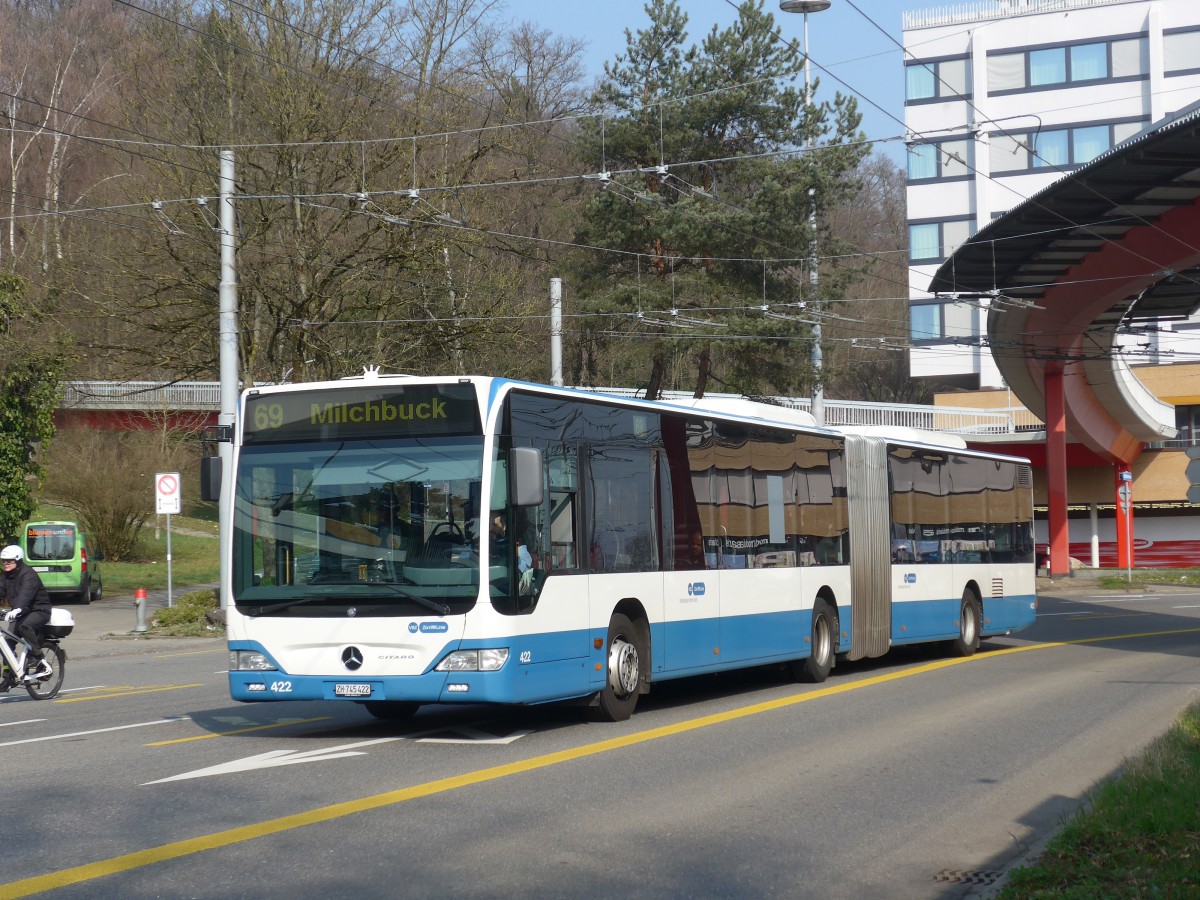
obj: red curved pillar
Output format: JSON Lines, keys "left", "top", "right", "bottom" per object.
{"left": 1044, "top": 365, "right": 1070, "bottom": 577}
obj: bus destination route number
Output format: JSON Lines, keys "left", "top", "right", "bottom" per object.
{"left": 243, "top": 384, "right": 480, "bottom": 444}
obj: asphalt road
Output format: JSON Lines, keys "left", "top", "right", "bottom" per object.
{"left": 3, "top": 577, "right": 1198, "bottom": 899}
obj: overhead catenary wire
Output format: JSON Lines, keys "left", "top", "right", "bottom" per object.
{"left": 8, "top": 0, "right": 1194, "bottom": 375}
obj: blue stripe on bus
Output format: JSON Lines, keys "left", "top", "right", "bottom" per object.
{"left": 228, "top": 592, "right": 1036, "bottom": 705}
{"left": 891, "top": 593, "right": 1037, "bottom": 644}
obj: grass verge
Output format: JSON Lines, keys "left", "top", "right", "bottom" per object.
{"left": 1098, "top": 568, "right": 1200, "bottom": 589}
{"left": 997, "top": 700, "right": 1200, "bottom": 898}
{"left": 99, "top": 520, "right": 219, "bottom": 594}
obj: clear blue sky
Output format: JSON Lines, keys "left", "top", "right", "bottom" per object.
{"left": 508, "top": 0, "right": 911, "bottom": 163}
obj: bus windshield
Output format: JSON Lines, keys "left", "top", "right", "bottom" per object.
{"left": 232, "top": 437, "right": 485, "bottom": 613}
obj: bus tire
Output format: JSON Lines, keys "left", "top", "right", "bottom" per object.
{"left": 792, "top": 598, "right": 836, "bottom": 683}
{"left": 589, "top": 613, "right": 644, "bottom": 722}
{"left": 950, "top": 590, "right": 982, "bottom": 657}
{"left": 361, "top": 701, "right": 420, "bottom": 720}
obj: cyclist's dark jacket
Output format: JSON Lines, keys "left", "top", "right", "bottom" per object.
{"left": 0, "top": 562, "right": 52, "bottom": 613}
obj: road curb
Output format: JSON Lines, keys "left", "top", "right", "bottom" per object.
{"left": 54, "top": 584, "right": 221, "bottom": 660}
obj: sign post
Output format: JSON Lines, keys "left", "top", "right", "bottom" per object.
{"left": 155, "top": 473, "right": 181, "bottom": 608}
{"left": 1117, "top": 481, "right": 1132, "bottom": 583}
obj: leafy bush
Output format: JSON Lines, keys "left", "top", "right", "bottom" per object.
{"left": 151, "top": 588, "right": 219, "bottom": 635}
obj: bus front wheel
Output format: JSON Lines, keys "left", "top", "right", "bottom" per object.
{"left": 589, "top": 613, "right": 644, "bottom": 722}
{"left": 361, "top": 701, "right": 420, "bottom": 721}
{"left": 791, "top": 598, "right": 836, "bottom": 683}
{"left": 950, "top": 591, "right": 982, "bottom": 657}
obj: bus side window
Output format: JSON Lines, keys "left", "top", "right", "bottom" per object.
{"left": 549, "top": 491, "right": 576, "bottom": 569}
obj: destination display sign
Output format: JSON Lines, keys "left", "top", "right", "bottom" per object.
{"left": 243, "top": 383, "right": 481, "bottom": 444}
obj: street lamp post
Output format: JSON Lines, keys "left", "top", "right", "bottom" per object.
{"left": 780, "top": 0, "right": 830, "bottom": 425}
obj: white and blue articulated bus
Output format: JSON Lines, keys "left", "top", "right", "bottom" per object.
{"left": 207, "top": 370, "right": 1036, "bottom": 722}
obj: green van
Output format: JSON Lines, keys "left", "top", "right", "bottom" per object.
{"left": 19, "top": 521, "right": 103, "bottom": 604}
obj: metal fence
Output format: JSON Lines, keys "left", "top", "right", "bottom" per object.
{"left": 581, "top": 388, "right": 1037, "bottom": 435}
{"left": 62, "top": 381, "right": 222, "bottom": 411}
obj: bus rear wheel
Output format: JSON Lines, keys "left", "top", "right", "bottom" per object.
{"left": 791, "top": 598, "right": 836, "bottom": 683}
{"left": 950, "top": 590, "right": 982, "bottom": 657}
{"left": 589, "top": 613, "right": 644, "bottom": 722}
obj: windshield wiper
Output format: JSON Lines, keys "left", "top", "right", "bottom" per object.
{"left": 368, "top": 582, "right": 451, "bottom": 617}
{"left": 248, "top": 596, "right": 333, "bottom": 616}
{"left": 247, "top": 585, "right": 450, "bottom": 618}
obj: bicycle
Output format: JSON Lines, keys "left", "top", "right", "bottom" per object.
{"left": 0, "top": 610, "right": 70, "bottom": 700}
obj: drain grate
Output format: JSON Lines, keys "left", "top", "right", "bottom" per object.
{"left": 933, "top": 869, "right": 1004, "bottom": 886}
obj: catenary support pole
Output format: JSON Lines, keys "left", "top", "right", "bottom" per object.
{"left": 550, "top": 277, "right": 563, "bottom": 387}
{"left": 218, "top": 150, "right": 238, "bottom": 610}
{"left": 779, "top": 1, "right": 830, "bottom": 425}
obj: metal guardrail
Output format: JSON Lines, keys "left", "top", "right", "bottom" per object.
{"left": 585, "top": 388, "right": 1030, "bottom": 435}
{"left": 61, "top": 381, "right": 221, "bottom": 411}
{"left": 59, "top": 381, "right": 1048, "bottom": 436}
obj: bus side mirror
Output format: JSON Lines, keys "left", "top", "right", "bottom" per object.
{"left": 509, "top": 447, "right": 543, "bottom": 507}
{"left": 200, "top": 457, "right": 222, "bottom": 502}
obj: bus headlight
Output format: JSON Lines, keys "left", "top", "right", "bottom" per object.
{"left": 436, "top": 648, "right": 509, "bottom": 672}
{"left": 230, "top": 650, "right": 277, "bottom": 671}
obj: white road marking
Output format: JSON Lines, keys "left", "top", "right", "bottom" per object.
{"left": 146, "top": 720, "right": 537, "bottom": 783}
{"left": 0, "top": 719, "right": 45, "bottom": 728}
{"left": 143, "top": 737, "right": 404, "bottom": 784}
{"left": 416, "top": 727, "right": 534, "bottom": 745}
{"left": 1076, "top": 596, "right": 1145, "bottom": 603}
{"left": 0, "top": 717, "right": 187, "bottom": 748}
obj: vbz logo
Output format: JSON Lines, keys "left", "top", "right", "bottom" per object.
{"left": 687, "top": 582, "right": 706, "bottom": 596}
{"left": 903, "top": 572, "right": 917, "bottom": 584}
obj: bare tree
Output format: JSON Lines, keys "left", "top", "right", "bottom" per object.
{"left": 55, "top": 0, "right": 591, "bottom": 386}
{"left": 42, "top": 426, "right": 195, "bottom": 560}
{"left": 0, "top": 0, "right": 123, "bottom": 270}
{"left": 823, "top": 153, "right": 926, "bottom": 403}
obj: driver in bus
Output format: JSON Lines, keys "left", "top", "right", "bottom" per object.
{"left": 490, "top": 513, "right": 532, "bottom": 573}
{"left": 0, "top": 545, "right": 54, "bottom": 683}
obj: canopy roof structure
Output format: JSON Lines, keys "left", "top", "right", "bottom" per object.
{"left": 929, "top": 103, "right": 1200, "bottom": 463}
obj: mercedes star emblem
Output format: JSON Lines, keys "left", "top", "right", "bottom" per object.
{"left": 342, "top": 646, "right": 364, "bottom": 671}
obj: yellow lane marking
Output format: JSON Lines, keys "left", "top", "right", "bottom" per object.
{"left": 5, "top": 626, "right": 1200, "bottom": 899}
{"left": 54, "top": 685, "right": 205, "bottom": 704}
{"left": 146, "top": 718, "right": 333, "bottom": 746}
{"left": 151, "top": 648, "right": 225, "bottom": 659}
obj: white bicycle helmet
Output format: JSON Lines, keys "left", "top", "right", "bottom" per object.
{"left": 0, "top": 545, "right": 23, "bottom": 562}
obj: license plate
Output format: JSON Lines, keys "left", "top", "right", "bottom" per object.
{"left": 334, "top": 683, "right": 371, "bottom": 697}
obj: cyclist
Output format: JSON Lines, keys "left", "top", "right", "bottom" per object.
{"left": 0, "top": 545, "right": 53, "bottom": 681}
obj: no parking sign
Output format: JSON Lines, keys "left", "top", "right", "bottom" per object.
{"left": 156, "top": 472, "right": 181, "bottom": 515}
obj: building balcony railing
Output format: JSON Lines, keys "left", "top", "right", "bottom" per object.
{"left": 903, "top": 0, "right": 1127, "bottom": 31}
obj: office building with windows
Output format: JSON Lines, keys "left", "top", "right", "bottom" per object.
{"left": 904, "top": 0, "right": 1200, "bottom": 391}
